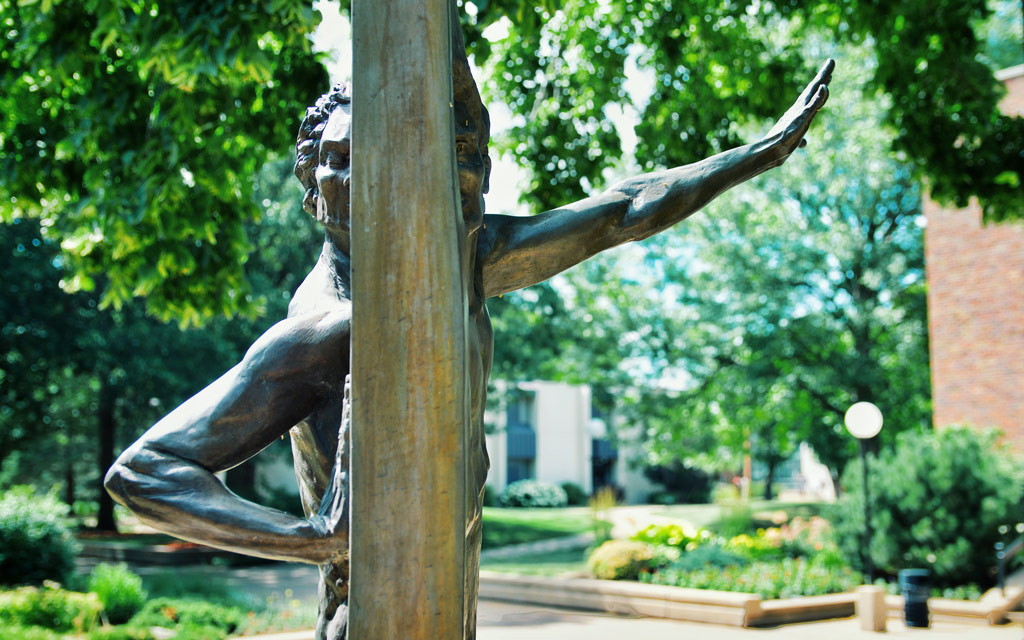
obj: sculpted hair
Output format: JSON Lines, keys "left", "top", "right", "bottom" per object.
{"left": 295, "top": 40, "right": 491, "bottom": 228}
{"left": 451, "top": 16, "right": 491, "bottom": 175}
{"left": 294, "top": 82, "right": 352, "bottom": 227}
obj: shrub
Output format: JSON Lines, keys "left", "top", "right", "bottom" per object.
{"left": 647, "top": 491, "right": 677, "bottom": 505}
{"left": 832, "top": 427, "right": 1022, "bottom": 588}
{"left": 88, "top": 564, "right": 147, "bottom": 624}
{"left": 129, "top": 598, "right": 244, "bottom": 635}
{"left": 499, "top": 479, "right": 567, "bottom": 508}
{"left": 560, "top": 482, "right": 588, "bottom": 506}
{"left": 0, "top": 586, "right": 102, "bottom": 632}
{"left": 0, "top": 486, "right": 78, "bottom": 586}
{"left": 670, "top": 544, "right": 748, "bottom": 572}
{"left": 587, "top": 540, "right": 660, "bottom": 580}
{"left": 88, "top": 626, "right": 157, "bottom": 640}
{"left": 642, "top": 463, "right": 713, "bottom": 504}
{"left": 0, "top": 624, "right": 63, "bottom": 640}
{"left": 630, "top": 523, "right": 711, "bottom": 550}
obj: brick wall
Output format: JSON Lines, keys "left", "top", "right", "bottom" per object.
{"left": 925, "top": 64, "right": 1024, "bottom": 443}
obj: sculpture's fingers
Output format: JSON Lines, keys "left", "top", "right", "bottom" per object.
{"left": 813, "top": 84, "right": 829, "bottom": 111}
{"left": 817, "top": 58, "right": 835, "bottom": 87}
{"left": 802, "top": 59, "right": 835, "bottom": 105}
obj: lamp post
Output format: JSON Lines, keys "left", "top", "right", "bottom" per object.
{"left": 845, "top": 401, "right": 883, "bottom": 583}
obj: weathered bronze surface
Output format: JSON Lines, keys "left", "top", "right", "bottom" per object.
{"left": 105, "top": 7, "right": 833, "bottom": 638}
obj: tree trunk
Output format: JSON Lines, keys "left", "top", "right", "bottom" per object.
{"left": 64, "top": 460, "right": 76, "bottom": 507}
{"left": 764, "top": 457, "right": 777, "bottom": 501}
{"left": 95, "top": 380, "right": 118, "bottom": 532}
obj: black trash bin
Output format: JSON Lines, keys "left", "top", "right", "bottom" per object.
{"left": 899, "top": 568, "right": 930, "bottom": 628}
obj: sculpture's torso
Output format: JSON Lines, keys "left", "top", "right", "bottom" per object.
{"left": 287, "top": 240, "right": 492, "bottom": 640}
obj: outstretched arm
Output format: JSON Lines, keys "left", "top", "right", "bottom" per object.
{"left": 104, "top": 309, "right": 350, "bottom": 565}
{"left": 479, "top": 60, "right": 833, "bottom": 298}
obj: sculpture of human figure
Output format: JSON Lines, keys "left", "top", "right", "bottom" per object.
{"left": 105, "top": 25, "right": 833, "bottom": 639}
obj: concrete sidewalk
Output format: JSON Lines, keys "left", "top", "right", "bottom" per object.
{"left": 478, "top": 600, "right": 1020, "bottom": 639}
{"left": 240, "top": 599, "right": 1021, "bottom": 639}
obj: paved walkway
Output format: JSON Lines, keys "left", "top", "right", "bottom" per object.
{"left": 480, "top": 601, "right": 1019, "bottom": 639}
{"left": 238, "top": 599, "right": 1021, "bottom": 639}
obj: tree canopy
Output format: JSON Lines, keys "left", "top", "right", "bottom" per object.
{"left": 0, "top": 155, "right": 320, "bottom": 525}
{"left": 1, "top": 0, "right": 327, "bottom": 323}
{"left": 488, "top": 45, "right": 932, "bottom": 480}
{"left": 2, "top": 0, "right": 1020, "bottom": 321}
{"left": 462, "top": 0, "right": 1022, "bottom": 222}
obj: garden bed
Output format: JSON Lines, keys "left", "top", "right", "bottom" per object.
{"left": 479, "top": 570, "right": 848, "bottom": 627}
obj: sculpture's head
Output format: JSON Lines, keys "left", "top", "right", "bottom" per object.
{"left": 294, "top": 82, "right": 352, "bottom": 240}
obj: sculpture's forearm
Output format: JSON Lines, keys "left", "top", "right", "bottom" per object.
{"left": 481, "top": 138, "right": 781, "bottom": 298}
{"left": 612, "top": 137, "right": 781, "bottom": 242}
{"left": 481, "top": 60, "right": 831, "bottom": 299}
{"left": 103, "top": 310, "right": 351, "bottom": 566}
{"left": 105, "top": 446, "right": 343, "bottom": 565}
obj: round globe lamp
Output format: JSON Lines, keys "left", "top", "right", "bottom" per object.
{"left": 844, "top": 402, "right": 883, "bottom": 439}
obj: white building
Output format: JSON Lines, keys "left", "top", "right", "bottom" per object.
{"left": 484, "top": 380, "right": 659, "bottom": 503}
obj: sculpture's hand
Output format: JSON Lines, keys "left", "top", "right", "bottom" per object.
{"left": 761, "top": 59, "right": 834, "bottom": 166}
{"left": 311, "top": 375, "right": 352, "bottom": 564}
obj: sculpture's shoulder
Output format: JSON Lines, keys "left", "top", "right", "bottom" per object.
{"left": 288, "top": 251, "right": 352, "bottom": 321}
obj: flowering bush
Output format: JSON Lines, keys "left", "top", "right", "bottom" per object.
{"left": 587, "top": 540, "right": 662, "bottom": 580}
{"left": 630, "top": 524, "right": 711, "bottom": 551}
{"left": 612, "top": 515, "right": 856, "bottom": 597}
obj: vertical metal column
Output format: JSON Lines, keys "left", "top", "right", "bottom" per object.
{"left": 349, "top": 1, "right": 469, "bottom": 637}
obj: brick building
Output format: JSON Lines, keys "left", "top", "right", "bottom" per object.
{"left": 925, "top": 64, "right": 1024, "bottom": 443}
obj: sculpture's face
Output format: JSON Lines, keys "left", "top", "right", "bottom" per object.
{"left": 454, "top": 101, "right": 491, "bottom": 235}
{"left": 315, "top": 101, "right": 490, "bottom": 236}
{"left": 315, "top": 103, "right": 353, "bottom": 233}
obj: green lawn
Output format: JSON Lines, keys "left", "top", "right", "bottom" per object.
{"left": 76, "top": 532, "right": 178, "bottom": 547}
{"left": 481, "top": 547, "right": 590, "bottom": 577}
{"left": 481, "top": 507, "right": 592, "bottom": 549}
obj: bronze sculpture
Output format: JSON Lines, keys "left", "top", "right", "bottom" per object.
{"left": 105, "top": 15, "right": 833, "bottom": 639}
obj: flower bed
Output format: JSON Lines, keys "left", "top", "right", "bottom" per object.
{"left": 640, "top": 556, "right": 861, "bottom": 599}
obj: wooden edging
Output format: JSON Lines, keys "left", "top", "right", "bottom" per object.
{"left": 479, "top": 571, "right": 851, "bottom": 627}
{"left": 480, "top": 572, "right": 1022, "bottom": 628}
